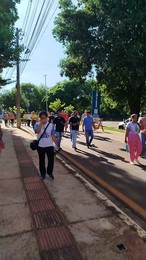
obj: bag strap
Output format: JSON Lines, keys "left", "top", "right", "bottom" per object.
{"left": 38, "top": 122, "right": 50, "bottom": 142}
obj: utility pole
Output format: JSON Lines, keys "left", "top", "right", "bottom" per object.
{"left": 44, "top": 74, "right": 48, "bottom": 113}
{"left": 16, "top": 28, "right": 21, "bottom": 128}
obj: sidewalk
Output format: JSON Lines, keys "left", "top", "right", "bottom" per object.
{"left": 1, "top": 124, "right": 146, "bottom": 260}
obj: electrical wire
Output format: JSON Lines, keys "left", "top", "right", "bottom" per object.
{"left": 3, "top": 0, "right": 59, "bottom": 86}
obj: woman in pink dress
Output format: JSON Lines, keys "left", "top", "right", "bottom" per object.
{"left": 125, "top": 114, "right": 142, "bottom": 164}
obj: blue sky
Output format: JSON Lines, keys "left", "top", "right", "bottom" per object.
{"left": 2, "top": 0, "right": 70, "bottom": 91}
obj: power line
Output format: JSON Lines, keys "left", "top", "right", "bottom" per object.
{"left": 3, "top": 0, "right": 59, "bottom": 85}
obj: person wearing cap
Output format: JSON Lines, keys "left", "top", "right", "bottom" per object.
{"left": 82, "top": 110, "right": 95, "bottom": 148}
{"left": 125, "top": 114, "right": 142, "bottom": 164}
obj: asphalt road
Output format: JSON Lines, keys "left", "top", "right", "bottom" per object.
{"left": 102, "top": 121, "right": 120, "bottom": 128}
{"left": 59, "top": 129, "right": 146, "bottom": 221}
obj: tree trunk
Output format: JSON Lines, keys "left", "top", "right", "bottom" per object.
{"left": 128, "top": 84, "right": 142, "bottom": 116}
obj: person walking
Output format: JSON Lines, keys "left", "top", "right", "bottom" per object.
{"left": 27, "top": 112, "right": 31, "bottom": 127}
{"left": 125, "top": 114, "right": 142, "bottom": 164}
{"left": 53, "top": 111, "right": 66, "bottom": 149}
{"left": 3, "top": 112, "right": 9, "bottom": 127}
{"left": 23, "top": 112, "right": 27, "bottom": 126}
{"left": 82, "top": 110, "right": 95, "bottom": 148}
{"left": 69, "top": 111, "right": 80, "bottom": 150}
{"left": 34, "top": 111, "right": 57, "bottom": 180}
{"left": 138, "top": 113, "right": 146, "bottom": 158}
{"left": 31, "top": 111, "right": 37, "bottom": 129}
{"left": 60, "top": 110, "right": 69, "bottom": 132}
{"left": 9, "top": 112, "right": 15, "bottom": 126}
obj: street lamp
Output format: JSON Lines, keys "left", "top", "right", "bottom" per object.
{"left": 44, "top": 74, "right": 48, "bottom": 113}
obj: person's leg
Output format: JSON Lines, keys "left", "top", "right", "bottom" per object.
{"left": 46, "top": 146, "right": 54, "bottom": 178}
{"left": 85, "top": 130, "right": 90, "bottom": 147}
{"left": 89, "top": 130, "right": 94, "bottom": 145}
{"left": 128, "top": 135, "right": 136, "bottom": 162}
{"left": 140, "top": 132, "right": 145, "bottom": 156}
{"left": 37, "top": 147, "right": 46, "bottom": 179}
{"left": 135, "top": 135, "right": 142, "bottom": 159}
{"left": 59, "top": 132, "right": 63, "bottom": 148}
{"left": 71, "top": 130, "right": 75, "bottom": 147}
{"left": 74, "top": 130, "right": 78, "bottom": 148}
{"left": 5, "top": 120, "right": 7, "bottom": 126}
{"left": 56, "top": 131, "right": 62, "bottom": 148}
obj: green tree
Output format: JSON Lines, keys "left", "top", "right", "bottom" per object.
{"left": 1, "top": 83, "right": 48, "bottom": 112}
{"left": 49, "top": 98, "right": 65, "bottom": 112}
{"left": 48, "top": 79, "right": 92, "bottom": 113}
{"left": 21, "top": 83, "right": 47, "bottom": 112}
{"left": 0, "top": 0, "right": 20, "bottom": 86}
{"left": 53, "top": 0, "right": 146, "bottom": 115}
{"left": 64, "top": 104, "right": 74, "bottom": 114}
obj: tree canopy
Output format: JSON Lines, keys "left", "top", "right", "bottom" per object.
{"left": 53, "top": 0, "right": 146, "bottom": 115}
{"left": 0, "top": 0, "right": 20, "bottom": 86}
{"left": 1, "top": 79, "right": 125, "bottom": 119}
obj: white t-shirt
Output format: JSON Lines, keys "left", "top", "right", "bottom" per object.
{"left": 34, "top": 122, "right": 55, "bottom": 147}
{"left": 126, "top": 121, "right": 139, "bottom": 134}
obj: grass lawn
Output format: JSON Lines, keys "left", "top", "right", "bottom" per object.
{"left": 102, "top": 126, "right": 125, "bottom": 133}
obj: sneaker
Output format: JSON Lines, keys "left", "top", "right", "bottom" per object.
{"left": 40, "top": 175, "right": 45, "bottom": 180}
{"left": 48, "top": 174, "right": 54, "bottom": 180}
{"left": 130, "top": 161, "right": 135, "bottom": 165}
{"left": 135, "top": 158, "right": 141, "bottom": 164}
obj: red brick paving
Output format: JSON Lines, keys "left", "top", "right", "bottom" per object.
{"left": 12, "top": 135, "right": 83, "bottom": 259}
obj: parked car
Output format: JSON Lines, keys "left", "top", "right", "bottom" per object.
{"left": 118, "top": 118, "right": 130, "bottom": 129}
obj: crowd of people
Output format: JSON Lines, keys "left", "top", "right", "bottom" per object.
{"left": 1, "top": 108, "right": 146, "bottom": 179}
{"left": 3, "top": 111, "right": 15, "bottom": 127}
{"left": 32, "top": 109, "right": 96, "bottom": 180}
{"left": 125, "top": 113, "right": 146, "bottom": 164}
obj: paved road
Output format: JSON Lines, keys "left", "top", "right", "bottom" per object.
{"left": 14, "top": 124, "right": 146, "bottom": 221}
{"left": 59, "top": 129, "right": 146, "bottom": 221}
{"left": 102, "top": 121, "right": 120, "bottom": 128}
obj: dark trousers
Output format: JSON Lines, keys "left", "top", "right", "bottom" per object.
{"left": 37, "top": 146, "right": 54, "bottom": 177}
{"left": 27, "top": 119, "right": 31, "bottom": 126}
{"left": 32, "top": 120, "right": 36, "bottom": 129}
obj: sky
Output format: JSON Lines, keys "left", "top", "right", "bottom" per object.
{"left": 2, "top": 0, "right": 71, "bottom": 91}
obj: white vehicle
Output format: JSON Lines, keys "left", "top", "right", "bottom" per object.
{"left": 118, "top": 118, "right": 130, "bottom": 129}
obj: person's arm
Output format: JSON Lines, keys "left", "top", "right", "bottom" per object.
{"left": 139, "top": 119, "right": 144, "bottom": 130}
{"left": 124, "top": 127, "right": 130, "bottom": 143}
{"left": 52, "top": 134, "right": 57, "bottom": 145}
{"left": 82, "top": 119, "right": 84, "bottom": 131}
{"left": 92, "top": 121, "right": 96, "bottom": 130}
{"left": 69, "top": 118, "right": 72, "bottom": 127}
{"left": 62, "top": 118, "right": 66, "bottom": 125}
{"left": 51, "top": 128, "right": 57, "bottom": 145}
{"left": 35, "top": 122, "right": 43, "bottom": 134}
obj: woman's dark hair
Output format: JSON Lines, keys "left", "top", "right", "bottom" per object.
{"left": 39, "top": 111, "right": 48, "bottom": 118}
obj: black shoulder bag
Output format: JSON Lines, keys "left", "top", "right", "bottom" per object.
{"left": 30, "top": 122, "right": 50, "bottom": 150}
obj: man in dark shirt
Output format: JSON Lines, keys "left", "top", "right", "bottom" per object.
{"left": 53, "top": 111, "right": 66, "bottom": 149}
{"left": 69, "top": 110, "right": 80, "bottom": 150}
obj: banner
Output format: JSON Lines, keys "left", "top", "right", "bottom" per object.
{"left": 91, "top": 90, "right": 100, "bottom": 117}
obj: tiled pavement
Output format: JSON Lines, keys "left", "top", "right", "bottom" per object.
{"left": 12, "top": 134, "right": 84, "bottom": 260}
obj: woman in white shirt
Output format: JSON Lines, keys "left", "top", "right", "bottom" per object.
{"left": 34, "top": 111, "right": 57, "bottom": 180}
{"left": 125, "top": 114, "right": 142, "bottom": 164}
